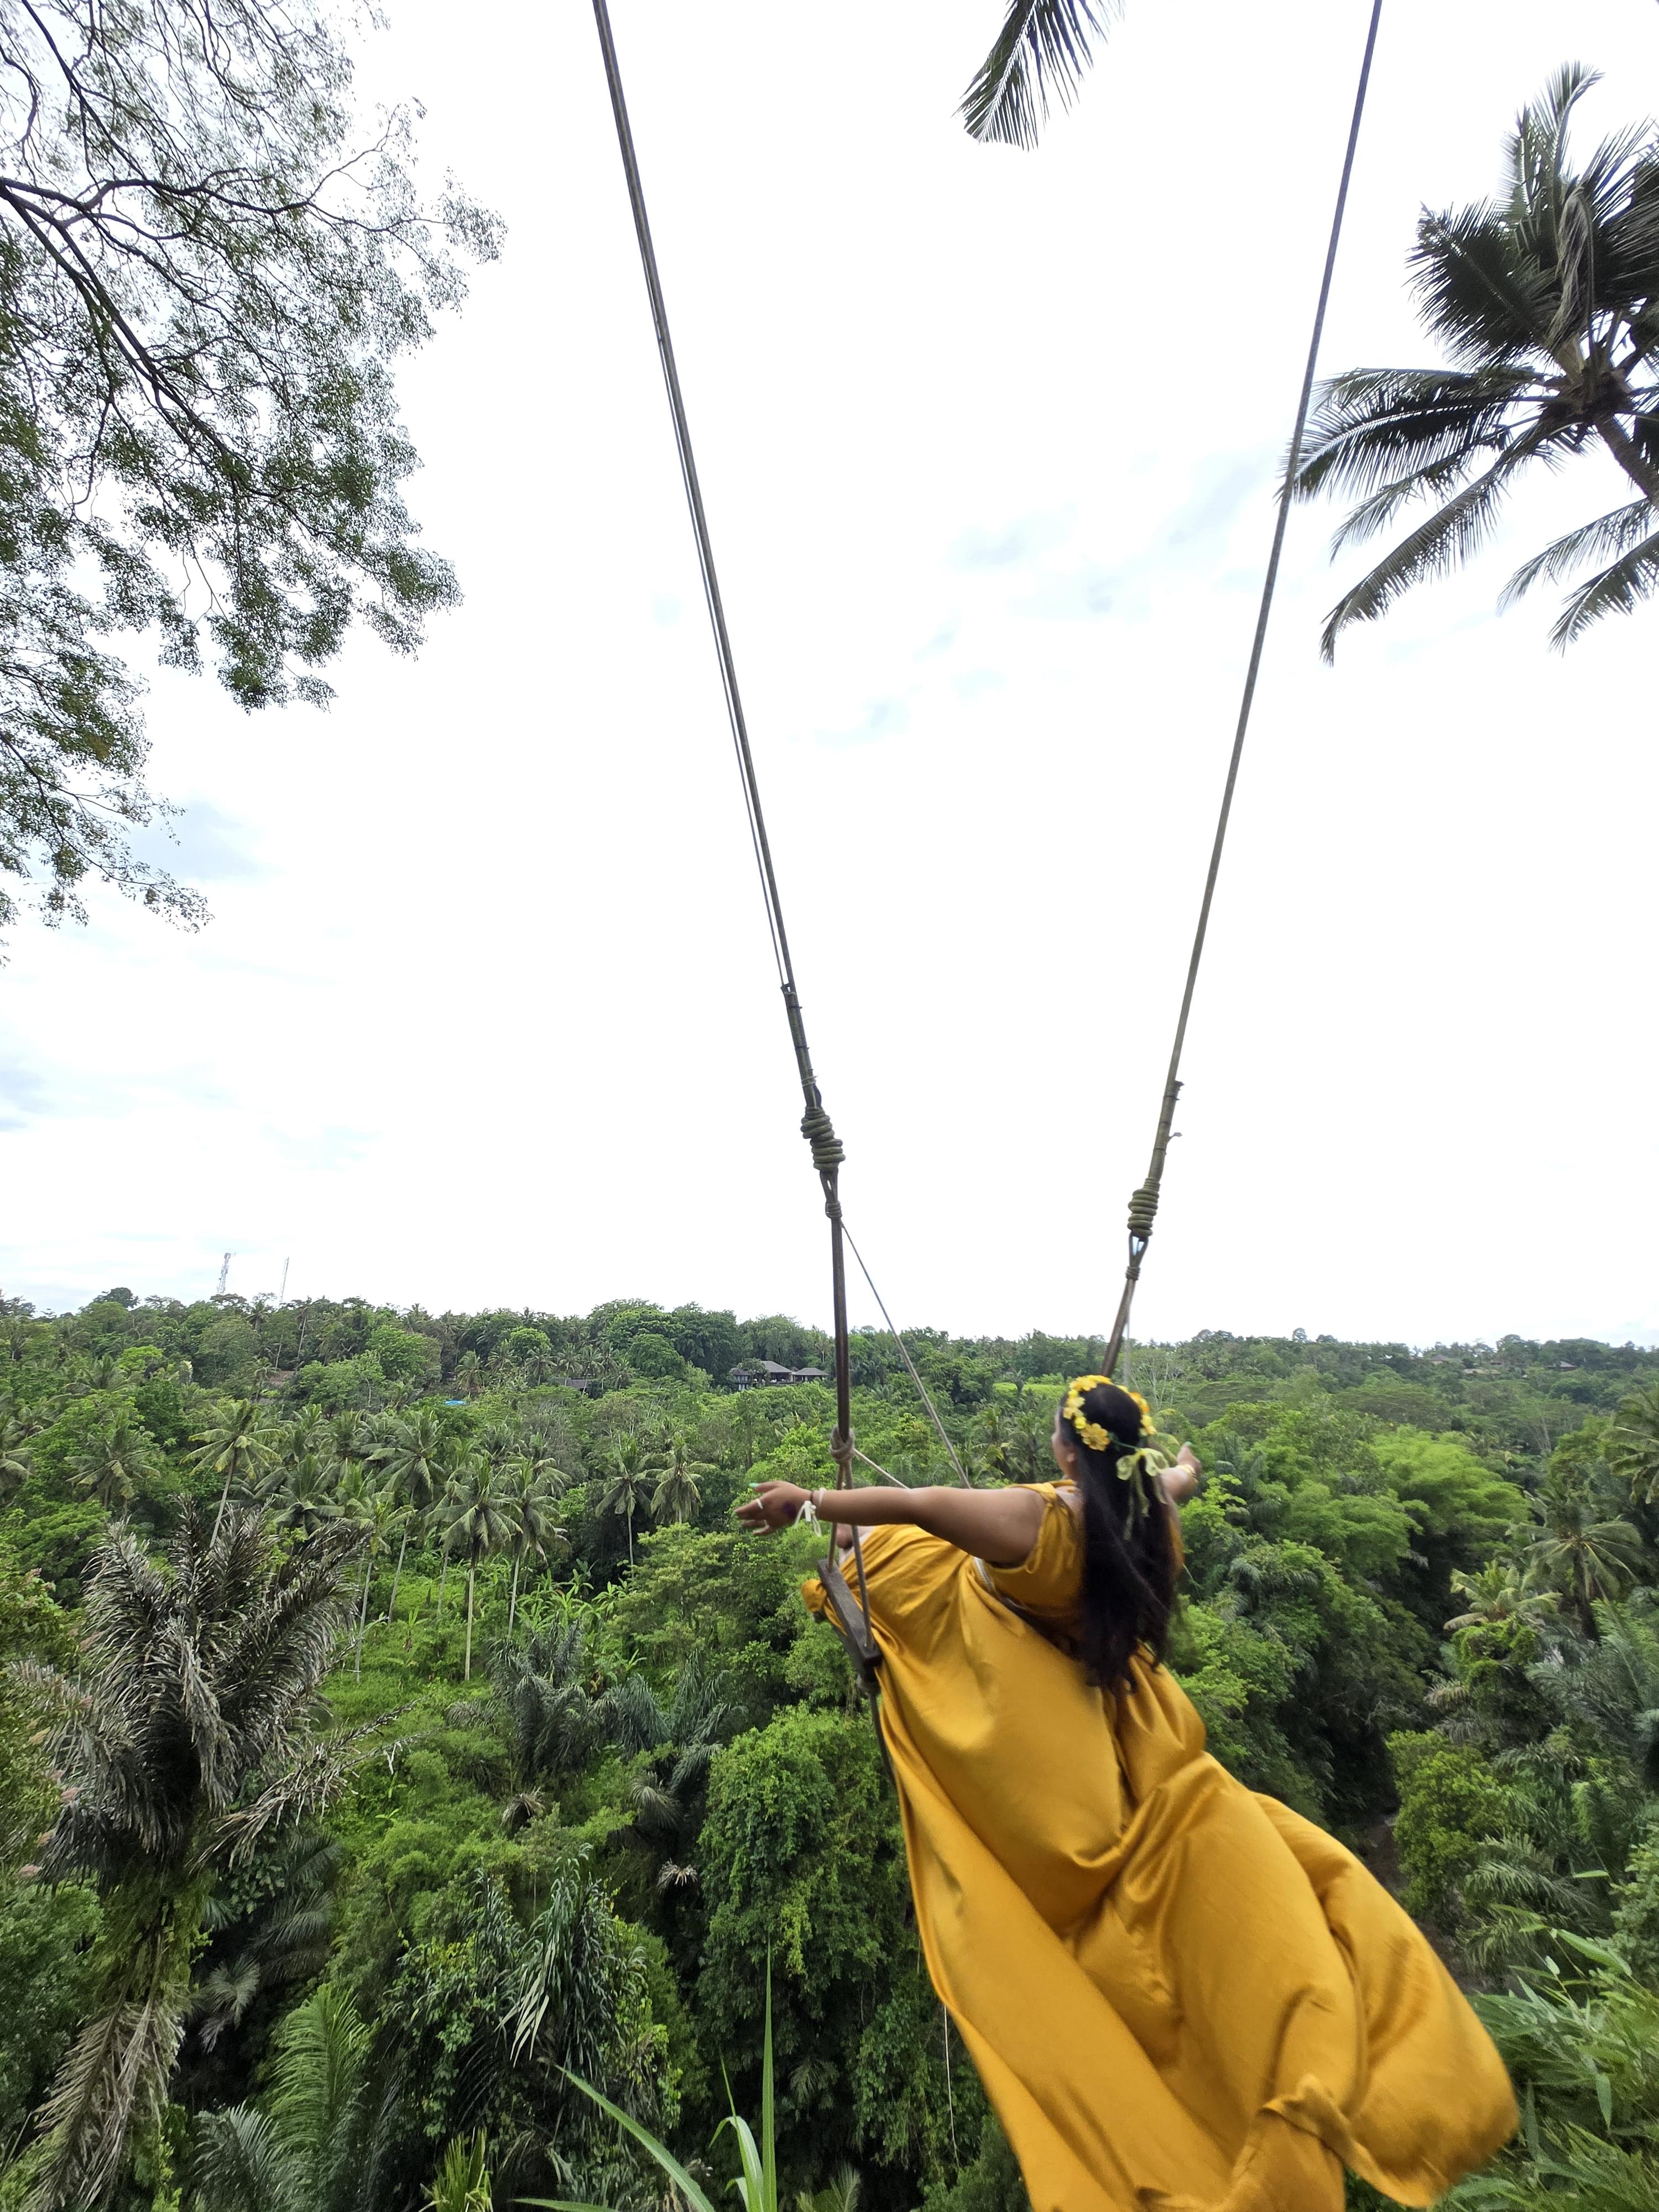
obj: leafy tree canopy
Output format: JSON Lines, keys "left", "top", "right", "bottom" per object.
{"left": 0, "top": 0, "right": 498, "bottom": 938}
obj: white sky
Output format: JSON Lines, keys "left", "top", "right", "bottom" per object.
{"left": 2, "top": 0, "right": 1656, "bottom": 1347}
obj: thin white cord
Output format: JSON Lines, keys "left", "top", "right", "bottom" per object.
{"left": 843, "top": 1223, "right": 972, "bottom": 1488}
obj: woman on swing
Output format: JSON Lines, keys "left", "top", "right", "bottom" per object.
{"left": 737, "top": 1376, "right": 1515, "bottom": 2212}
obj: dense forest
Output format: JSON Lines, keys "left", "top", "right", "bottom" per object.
{"left": 2, "top": 1287, "right": 1658, "bottom": 2210}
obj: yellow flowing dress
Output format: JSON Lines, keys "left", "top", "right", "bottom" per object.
{"left": 805, "top": 1483, "right": 1515, "bottom": 2212}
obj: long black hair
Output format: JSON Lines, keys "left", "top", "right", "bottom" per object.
{"left": 1061, "top": 1378, "right": 1178, "bottom": 1695}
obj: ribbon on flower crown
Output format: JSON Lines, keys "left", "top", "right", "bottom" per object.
{"left": 1062, "top": 1375, "right": 1161, "bottom": 1524}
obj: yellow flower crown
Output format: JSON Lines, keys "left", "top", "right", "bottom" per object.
{"left": 1062, "top": 1375, "right": 1154, "bottom": 1453}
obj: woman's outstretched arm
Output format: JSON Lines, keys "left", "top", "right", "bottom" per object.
{"left": 735, "top": 1479, "right": 1045, "bottom": 1567}
{"left": 1164, "top": 1446, "right": 1202, "bottom": 1505}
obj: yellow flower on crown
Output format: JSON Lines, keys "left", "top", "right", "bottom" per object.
{"left": 1062, "top": 1374, "right": 1155, "bottom": 1451}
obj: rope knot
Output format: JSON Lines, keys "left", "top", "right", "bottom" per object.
{"left": 800, "top": 1106, "right": 844, "bottom": 1173}
{"left": 1127, "top": 1181, "right": 1160, "bottom": 1238}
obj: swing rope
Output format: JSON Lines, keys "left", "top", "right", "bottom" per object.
{"left": 591, "top": 0, "right": 1384, "bottom": 1675}
{"left": 591, "top": 0, "right": 884, "bottom": 1668}
{"left": 1102, "top": 0, "right": 1384, "bottom": 1374}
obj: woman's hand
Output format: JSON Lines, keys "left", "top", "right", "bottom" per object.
{"left": 1163, "top": 1444, "right": 1203, "bottom": 1507}
{"left": 736, "top": 1480, "right": 811, "bottom": 1532}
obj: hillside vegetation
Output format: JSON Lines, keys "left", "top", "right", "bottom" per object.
{"left": 3, "top": 1288, "right": 1659, "bottom": 2211}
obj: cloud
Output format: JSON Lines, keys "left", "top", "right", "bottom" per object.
{"left": 953, "top": 669, "right": 1005, "bottom": 698}
{"left": 263, "top": 1124, "right": 375, "bottom": 1171}
{"left": 0, "top": 1056, "right": 54, "bottom": 1131}
{"left": 1012, "top": 561, "right": 1114, "bottom": 620}
{"left": 652, "top": 594, "right": 684, "bottom": 625}
{"left": 951, "top": 509, "right": 1073, "bottom": 571}
{"left": 818, "top": 696, "right": 910, "bottom": 748}
{"left": 129, "top": 799, "right": 265, "bottom": 884}
{"left": 1165, "top": 452, "right": 1274, "bottom": 550}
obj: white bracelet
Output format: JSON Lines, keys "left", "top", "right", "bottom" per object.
{"left": 795, "top": 1492, "right": 818, "bottom": 1525}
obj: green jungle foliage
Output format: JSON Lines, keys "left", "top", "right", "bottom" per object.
{"left": 2, "top": 1287, "right": 1658, "bottom": 2209}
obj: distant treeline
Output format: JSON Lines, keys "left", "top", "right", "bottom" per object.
{"left": 24, "top": 1285, "right": 1655, "bottom": 1439}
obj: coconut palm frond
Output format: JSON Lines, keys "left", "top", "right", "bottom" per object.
{"left": 190, "top": 1986, "right": 373, "bottom": 2212}
{"left": 1505, "top": 62, "right": 1601, "bottom": 231}
{"left": 267, "top": 1985, "right": 372, "bottom": 2203}
{"left": 1499, "top": 498, "right": 1655, "bottom": 604}
{"left": 191, "top": 1959, "right": 264, "bottom": 2047}
{"left": 1411, "top": 205, "right": 1557, "bottom": 367}
{"left": 599, "top": 1671, "right": 670, "bottom": 1757}
{"left": 1295, "top": 367, "right": 1535, "bottom": 504}
{"left": 1548, "top": 178, "right": 1601, "bottom": 348}
{"left": 190, "top": 2105, "right": 291, "bottom": 2212}
{"left": 507, "top": 1858, "right": 632, "bottom": 2075}
{"left": 1547, "top": 525, "right": 1659, "bottom": 646}
{"left": 958, "top": 0, "right": 1117, "bottom": 150}
{"left": 501, "top": 1788, "right": 546, "bottom": 1833}
{"left": 1319, "top": 426, "right": 1552, "bottom": 659}
{"left": 1326, "top": 448, "right": 1499, "bottom": 554}
{"left": 627, "top": 1780, "right": 680, "bottom": 1829}
{"left": 209, "top": 1721, "right": 388, "bottom": 1870}
{"left": 30, "top": 1967, "right": 190, "bottom": 2212}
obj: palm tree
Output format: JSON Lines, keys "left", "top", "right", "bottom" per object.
{"left": 647, "top": 1434, "right": 713, "bottom": 1527}
{"left": 1545, "top": 1601, "right": 1659, "bottom": 1791}
{"left": 450, "top": 1349, "right": 484, "bottom": 1399}
{"left": 492, "top": 1623, "right": 603, "bottom": 1803}
{"left": 0, "top": 1411, "right": 36, "bottom": 1498}
{"left": 322, "top": 1410, "right": 370, "bottom": 1484}
{"left": 430, "top": 1463, "right": 463, "bottom": 1621}
{"left": 275, "top": 1406, "right": 330, "bottom": 1467}
{"left": 967, "top": 1402, "right": 1015, "bottom": 1484}
{"left": 1461, "top": 1806, "right": 1608, "bottom": 1974}
{"left": 72, "top": 1414, "right": 160, "bottom": 1513}
{"left": 1293, "top": 67, "right": 1659, "bottom": 656}
{"left": 1611, "top": 1384, "right": 1659, "bottom": 1507}
{"left": 348, "top": 1483, "right": 405, "bottom": 1681}
{"left": 1445, "top": 1560, "right": 1559, "bottom": 1633}
{"left": 499, "top": 1460, "right": 565, "bottom": 1637}
{"left": 989, "top": 1403, "right": 1053, "bottom": 1486}
{"left": 262, "top": 1453, "right": 340, "bottom": 1539}
{"left": 1524, "top": 1473, "right": 1646, "bottom": 1639}
{"left": 191, "top": 1400, "right": 281, "bottom": 1540}
{"left": 191, "top": 1829, "right": 342, "bottom": 2053}
{"left": 18, "top": 1507, "right": 372, "bottom": 2211}
{"left": 353, "top": 1406, "right": 403, "bottom": 1473}
{"left": 599, "top": 1657, "right": 736, "bottom": 1891}
{"left": 598, "top": 1432, "right": 652, "bottom": 1565}
{"left": 191, "top": 1984, "right": 372, "bottom": 2212}
{"left": 441, "top": 1457, "right": 519, "bottom": 1681}
{"left": 370, "top": 1408, "right": 448, "bottom": 1620}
